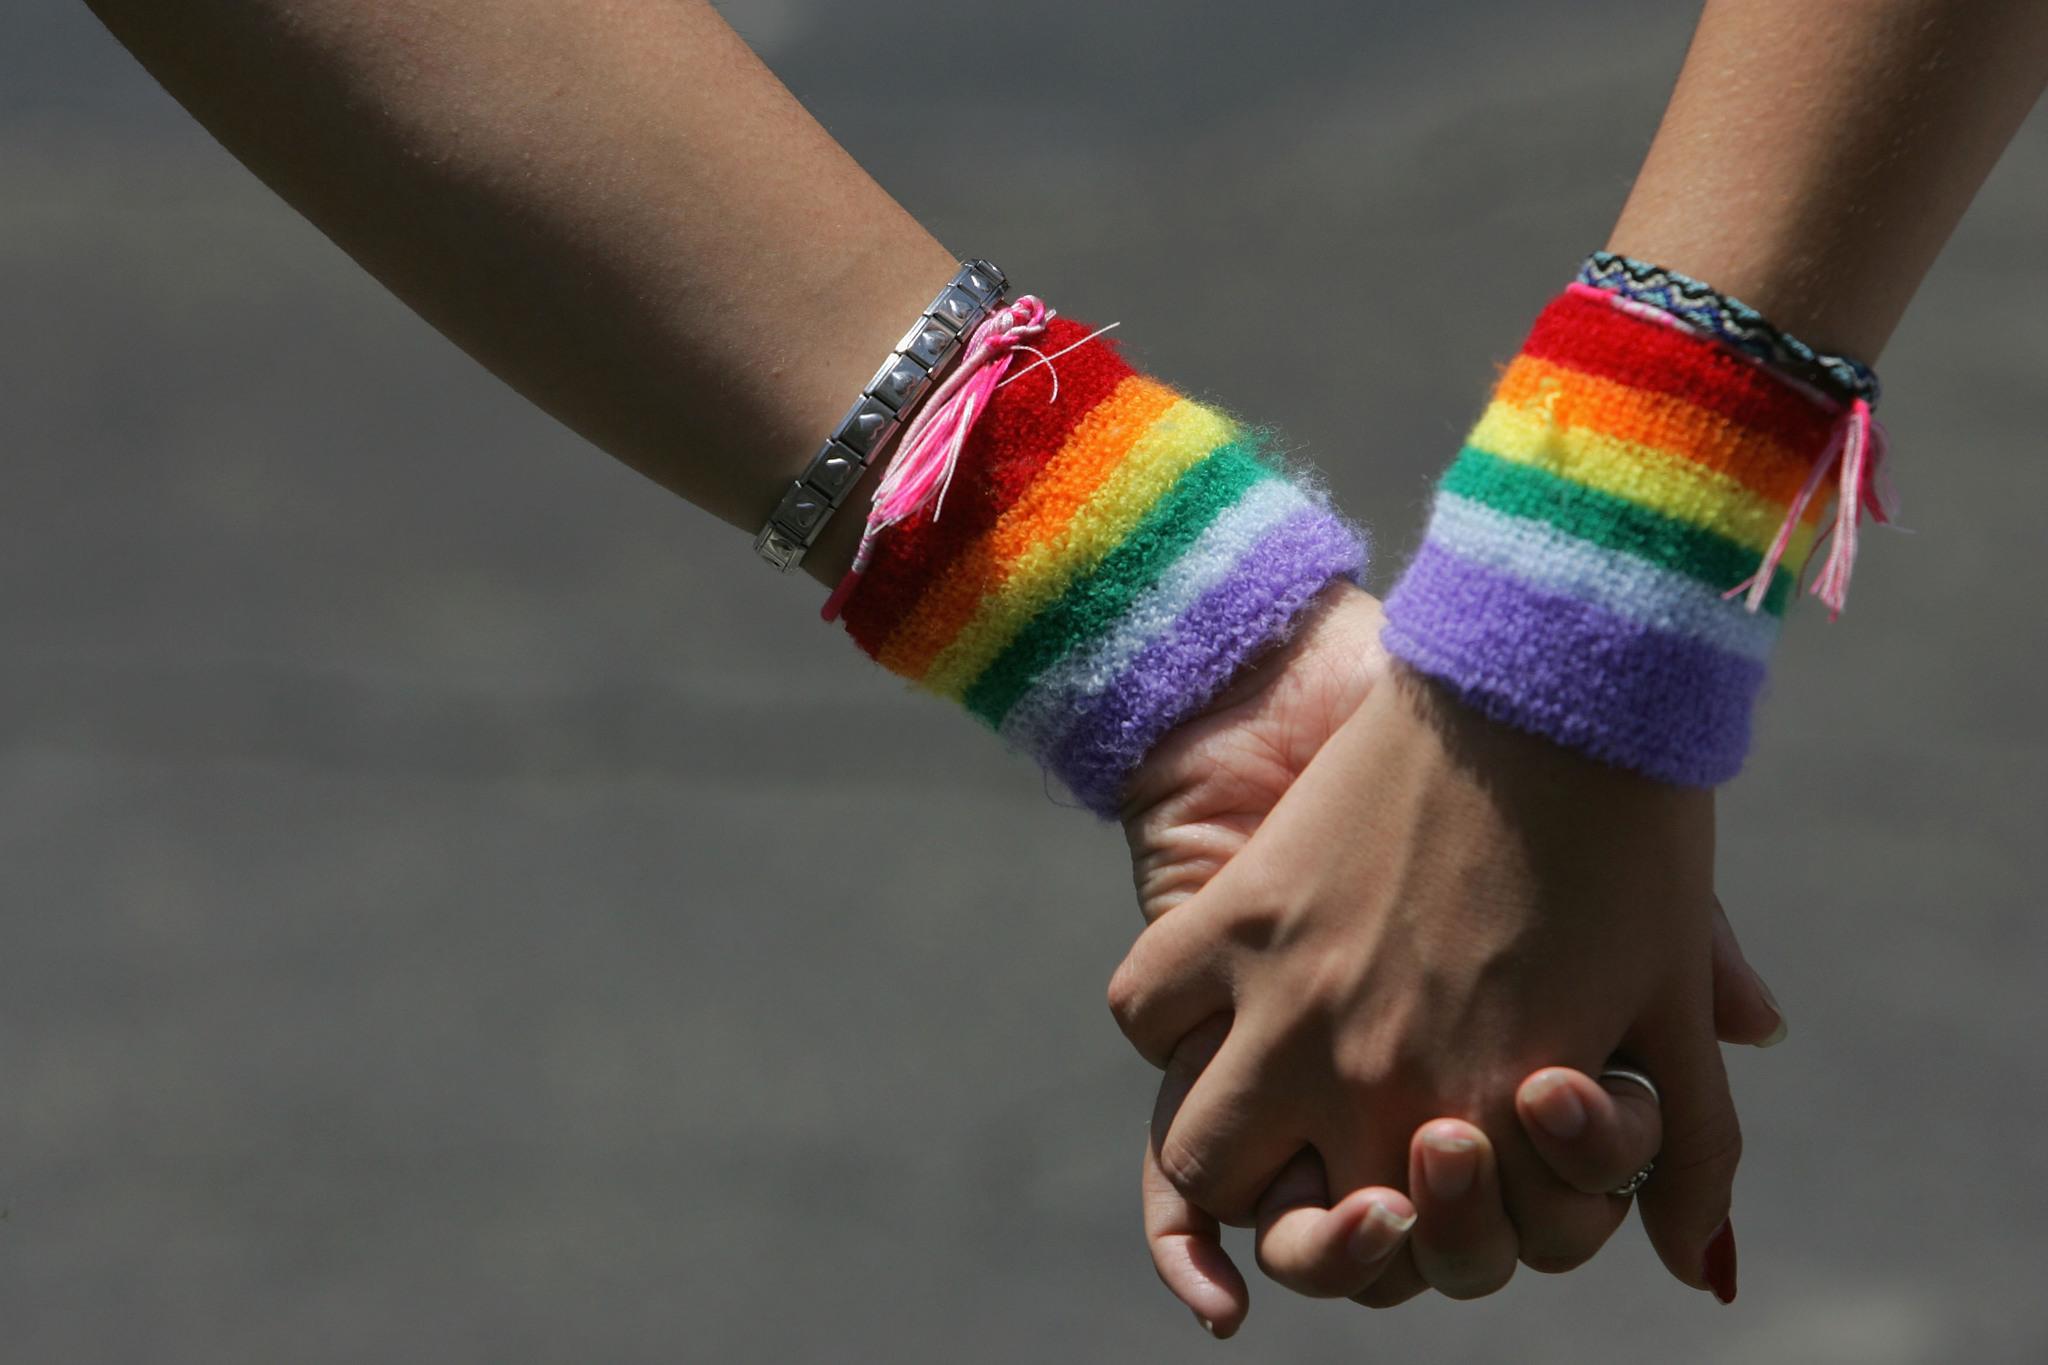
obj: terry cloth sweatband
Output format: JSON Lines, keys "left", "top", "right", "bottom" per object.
{"left": 836, "top": 315, "right": 1366, "bottom": 816}
{"left": 1382, "top": 271, "right": 1889, "bottom": 786}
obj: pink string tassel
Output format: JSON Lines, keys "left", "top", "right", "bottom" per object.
{"left": 1572, "top": 283, "right": 1901, "bottom": 621}
{"left": 820, "top": 296, "right": 1052, "bottom": 622}
{"left": 1724, "top": 397, "right": 1895, "bottom": 621}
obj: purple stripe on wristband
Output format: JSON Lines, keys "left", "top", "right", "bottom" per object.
{"left": 1382, "top": 539, "right": 1762, "bottom": 786}
{"left": 1048, "top": 507, "right": 1365, "bottom": 815}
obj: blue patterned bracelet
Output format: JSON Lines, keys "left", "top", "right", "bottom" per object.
{"left": 1577, "top": 251, "right": 1880, "bottom": 406}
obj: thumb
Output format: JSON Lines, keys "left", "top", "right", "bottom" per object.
{"left": 1710, "top": 897, "right": 1787, "bottom": 1048}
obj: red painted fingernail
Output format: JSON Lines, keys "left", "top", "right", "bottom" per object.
{"left": 1703, "top": 1218, "right": 1737, "bottom": 1304}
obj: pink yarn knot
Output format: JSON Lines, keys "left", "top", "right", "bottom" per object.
{"left": 820, "top": 296, "right": 1053, "bottom": 622}
{"left": 1723, "top": 396, "right": 1898, "bottom": 621}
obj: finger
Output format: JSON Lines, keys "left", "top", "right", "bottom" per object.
{"left": 1347, "top": 1244, "right": 1430, "bottom": 1309}
{"left": 1108, "top": 907, "right": 1238, "bottom": 1069}
{"left": 1251, "top": 1149, "right": 1415, "bottom": 1299}
{"left": 1407, "top": 1120, "right": 1519, "bottom": 1299}
{"left": 1632, "top": 1006, "right": 1744, "bottom": 1303}
{"left": 1151, "top": 1021, "right": 1305, "bottom": 1225}
{"left": 1505, "top": 1065, "right": 1657, "bottom": 1273}
{"left": 1492, "top": 1077, "right": 1645, "bottom": 1276}
{"left": 1710, "top": 897, "right": 1787, "bottom": 1048}
{"left": 1142, "top": 1135, "right": 1249, "bottom": 1338}
{"left": 1317, "top": 1107, "right": 1432, "bottom": 1309}
{"left": 1148, "top": 1013, "right": 1229, "bottom": 1180}
{"left": 1516, "top": 1065, "right": 1663, "bottom": 1196}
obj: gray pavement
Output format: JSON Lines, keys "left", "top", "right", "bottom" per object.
{"left": 4, "top": 2, "right": 2045, "bottom": 1361}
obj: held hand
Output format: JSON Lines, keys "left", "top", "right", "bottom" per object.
{"left": 1145, "top": 1066, "right": 1665, "bottom": 1331}
{"left": 1140, "top": 903, "right": 1779, "bottom": 1335}
{"left": 1117, "top": 678, "right": 1731, "bottom": 1293}
{"left": 1119, "top": 646, "right": 1774, "bottom": 1334}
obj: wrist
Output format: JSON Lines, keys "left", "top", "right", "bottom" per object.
{"left": 1382, "top": 263, "right": 1887, "bottom": 785}
{"left": 1187, "top": 581, "right": 1383, "bottom": 721}
{"left": 1395, "top": 664, "right": 1711, "bottom": 826}
{"left": 830, "top": 302, "right": 1367, "bottom": 815}
{"left": 740, "top": 241, "right": 970, "bottom": 585}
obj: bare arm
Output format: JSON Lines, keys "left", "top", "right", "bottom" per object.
{"left": 1610, "top": 0, "right": 2048, "bottom": 359}
{"left": 1135, "top": 0, "right": 2048, "bottom": 1331}
{"left": 76, "top": 0, "right": 2048, "bottom": 1332}
{"left": 82, "top": 0, "right": 951, "bottom": 582}
{"left": 81, "top": 0, "right": 2045, "bottom": 582}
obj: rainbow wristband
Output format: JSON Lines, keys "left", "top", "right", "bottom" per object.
{"left": 1383, "top": 281, "right": 1869, "bottom": 785}
{"left": 839, "top": 317, "right": 1366, "bottom": 816}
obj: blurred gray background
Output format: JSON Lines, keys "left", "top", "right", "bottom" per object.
{"left": 4, "top": 1, "right": 2044, "bottom": 1361}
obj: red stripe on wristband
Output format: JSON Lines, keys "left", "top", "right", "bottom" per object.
{"left": 1524, "top": 289, "right": 1836, "bottom": 459}
{"left": 842, "top": 317, "right": 1135, "bottom": 656}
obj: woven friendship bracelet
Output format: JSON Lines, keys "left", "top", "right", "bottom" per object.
{"left": 755, "top": 259, "right": 1008, "bottom": 572}
{"left": 1578, "top": 251, "right": 1880, "bottom": 405}
{"left": 1383, "top": 273, "right": 1888, "bottom": 785}
{"left": 835, "top": 315, "right": 1366, "bottom": 815}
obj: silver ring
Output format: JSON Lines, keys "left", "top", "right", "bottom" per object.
{"left": 1598, "top": 1065, "right": 1660, "bottom": 1108}
{"left": 1610, "top": 1160, "right": 1656, "bottom": 1198}
{"left": 1598, "top": 1066, "right": 1659, "bottom": 1196}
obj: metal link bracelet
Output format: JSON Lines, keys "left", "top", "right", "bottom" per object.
{"left": 753, "top": 259, "right": 1008, "bottom": 572}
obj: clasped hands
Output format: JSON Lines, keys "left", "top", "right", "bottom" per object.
{"left": 1114, "top": 585, "right": 1778, "bottom": 1335}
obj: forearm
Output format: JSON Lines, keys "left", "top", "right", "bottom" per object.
{"left": 83, "top": 0, "right": 952, "bottom": 582}
{"left": 1610, "top": 0, "right": 2048, "bottom": 360}
{"left": 1384, "top": 0, "right": 2045, "bottom": 782}
{"left": 86, "top": 0, "right": 1368, "bottom": 807}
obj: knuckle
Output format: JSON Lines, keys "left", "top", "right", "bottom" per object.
{"left": 1105, "top": 962, "right": 1186, "bottom": 1070}
{"left": 1663, "top": 1108, "right": 1745, "bottom": 1178}
{"left": 1155, "top": 1135, "right": 1219, "bottom": 1206}
{"left": 1327, "top": 1020, "right": 1406, "bottom": 1096}
{"left": 1104, "top": 956, "right": 1147, "bottom": 1033}
{"left": 1220, "top": 897, "right": 1285, "bottom": 952}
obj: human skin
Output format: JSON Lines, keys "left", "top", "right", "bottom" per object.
{"left": 76, "top": 0, "right": 2046, "bottom": 1335}
{"left": 1122, "top": 584, "right": 1784, "bottom": 1335}
{"left": 1609, "top": 0, "right": 2048, "bottom": 359}
{"left": 81, "top": 0, "right": 954, "bottom": 588}
{"left": 73, "top": 0, "right": 1728, "bottom": 1281}
{"left": 1118, "top": 0, "right": 2048, "bottom": 1325}
{"left": 75, "top": 0, "right": 1687, "bottom": 1294}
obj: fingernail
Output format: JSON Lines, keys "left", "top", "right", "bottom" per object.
{"left": 1524, "top": 1071, "right": 1588, "bottom": 1139}
{"left": 1348, "top": 1196, "right": 1417, "bottom": 1265}
{"left": 1703, "top": 1218, "right": 1738, "bottom": 1304}
{"left": 1754, "top": 977, "right": 1788, "bottom": 1048}
{"left": 1195, "top": 1314, "right": 1217, "bottom": 1337}
{"left": 1420, "top": 1124, "right": 1479, "bottom": 1199}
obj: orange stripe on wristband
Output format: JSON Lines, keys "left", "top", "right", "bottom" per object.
{"left": 875, "top": 375, "right": 1178, "bottom": 679}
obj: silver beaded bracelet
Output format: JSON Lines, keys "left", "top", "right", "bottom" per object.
{"left": 753, "top": 259, "right": 1008, "bottom": 572}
